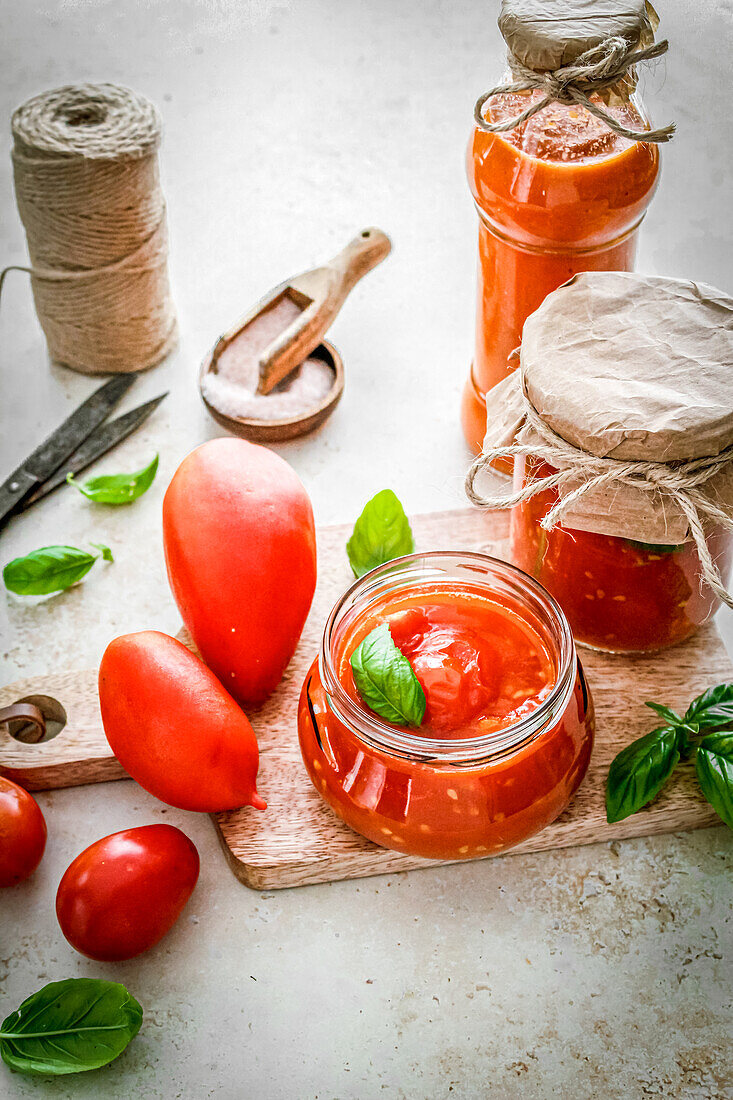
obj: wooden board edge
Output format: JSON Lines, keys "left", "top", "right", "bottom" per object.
{"left": 215, "top": 808, "right": 724, "bottom": 891}
{"left": 2, "top": 757, "right": 127, "bottom": 792}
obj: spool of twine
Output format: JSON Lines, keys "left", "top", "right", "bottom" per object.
{"left": 0, "top": 83, "right": 177, "bottom": 373}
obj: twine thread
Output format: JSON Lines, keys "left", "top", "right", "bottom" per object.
{"left": 1, "top": 84, "right": 176, "bottom": 374}
{"left": 474, "top": 36, "right": 675, "bottom": 144}
{"left": 466, "top": 401, "right": 733, "bottom": 610}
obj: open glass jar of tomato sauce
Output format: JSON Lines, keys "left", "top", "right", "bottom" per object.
{"left": 468, "top": 272, "right": 733, "bottom": 654}
{"left": 298, "top": 552, "right": 594, "bottom": 861}
{"left": 461, "top": 0, "right": 671, "bottom": 453}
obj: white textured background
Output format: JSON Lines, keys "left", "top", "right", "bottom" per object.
{"left": 0, "top": 2, "right": 731, "bottom": 1097}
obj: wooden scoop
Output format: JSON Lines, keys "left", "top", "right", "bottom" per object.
{"left": 255, "top": 227, "right": 391, "bottom": 394}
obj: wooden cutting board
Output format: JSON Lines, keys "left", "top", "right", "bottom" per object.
{"left": 1, "top": 509, "right": 730, "bottom": 890}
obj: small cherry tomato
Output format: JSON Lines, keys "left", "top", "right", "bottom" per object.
{"left": 0, "top": 777, "right": 47, "bottom": 887}
{"left": 56, "top": 824, "right": 199, "bottom": 961}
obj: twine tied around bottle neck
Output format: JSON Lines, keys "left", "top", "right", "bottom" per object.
{"left": 465, "top": 399, "right": 733, "bottom": 610}
{"left": 474, "top": 36, "right": 675, "bottom": 144}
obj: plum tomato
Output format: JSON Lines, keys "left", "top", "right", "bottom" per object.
{"left": 0, "top": 777, "right": 47, "bottom": 887}
{"left": 162, "top": 438, "right": 317, "bottom": 705}
{"left": 56, "top": 824, "right": 199, "bottom": 961}
{"left": 99, "top": 630, "right": 266, "bottom": 812}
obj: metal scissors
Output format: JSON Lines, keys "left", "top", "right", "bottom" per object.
{"left": 0, "top": 374, "right": 167, "bottom": 531}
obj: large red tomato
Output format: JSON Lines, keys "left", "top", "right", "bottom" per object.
{"left": 56, "top": 824, "right": 199, "bottom": 961}
{"left": 0, "top": 777, "right": 47, "bottom": 887}
{"left": 162, "top": 438, "right": 317, "bottom": 704}
{"left": 99, "top": 630, "right": 266, "bottom": 812}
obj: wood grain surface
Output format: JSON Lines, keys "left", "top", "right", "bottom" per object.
{"left": 1, "top": 508, "right": 730, "bottom": 890}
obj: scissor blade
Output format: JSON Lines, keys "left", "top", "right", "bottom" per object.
{"left": 21, "top": 374, "right": 136, "bottom": 480}
{"left": 0, "top": 374, "right": 135, "bottom": 526}
{"left": 22, "top": 392, "right": 168, "bottom": 507}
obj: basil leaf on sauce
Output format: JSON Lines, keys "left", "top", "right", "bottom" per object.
{"left": 605, "top": 727, "right": 680, "bottom": 824}
{"left": 3, "top": 544, "right": 113, "bottom": 596}
{"left": 346, "top": 490, "right": 414, "bottom": 578}
{"left": 350, "top": 623, "right": 426, "bottom": 728}
{"left": 0, "top": 978, "right": 142, "bottom": 1076}
{"left": 695, "top": 733, "right": 733, "bottom": 830}
{"left": 67, "top": 453, "right": 158, "bottom": 505}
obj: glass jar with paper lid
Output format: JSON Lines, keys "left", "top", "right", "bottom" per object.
{"left": 461, "top": 0, "right": 673, "bottom": 455}
{"left": 466, "top": 272, "right": 733, "bottom": 654}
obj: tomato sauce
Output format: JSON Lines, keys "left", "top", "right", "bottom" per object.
{"left": 298, "top": 555, "right": 594, "bottom": 860}
{"left": 511, "top": 457, "right": 733, "bottom": 653}
{"left": 462, "top": 91, "right": 660, "bottom": 454}
{"left": 337, "top": 589, "right": 555, "bottom": 738}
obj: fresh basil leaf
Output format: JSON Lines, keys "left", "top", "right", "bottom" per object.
{"left": 606, "top": 727, "right": 680, "bottom": 824}
{"left": 683, "top": 683, "right": 733, "bottom": 732}
{"left": 67, "top": 453, "right": 158, "bottom": 505}
{"left": 3, "top": 545, "right": 111, "bottom": 596}
{"left": 695, "top": 733, "right": 733, "bottom": 830}
{"left": 346, "top": 490, "right": 414, "bottom": 578}
{"left": 0, "top": 978, "right": 142, "bottom": 1076}
{"left": 675, "top": 725, "right": 695, "bottom": 760}
{"left": 350, "top": 622, "right": 426, "bottom": 727}
{"left": 645, "top": 701, "right": 682, "bottom": 726}
{"left": 91, "top": 543, "right": 114, "bottom": 563}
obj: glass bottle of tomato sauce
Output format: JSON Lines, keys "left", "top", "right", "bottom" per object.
{"left": 461, "top": 0, "right": 671, "bottom": 454}
{"left": 298, "top": 552, "right": 593, "bottom": 861}
{"left": 469, "top": 272, "right": 733, "bottom": 654}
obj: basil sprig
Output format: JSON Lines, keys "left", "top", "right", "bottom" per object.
{"left": 606, "top": 683, "right": 733, "bottom": 827}
{"left": 681, "top": 683, "right": 733, "bottom": 731}
{"left": 606, "top": 728, "right": 680, "bottom": 824}
{"left": 0, "top": 978, "right": 142, "bottom": 1076}
{"left": 67, "top": 453, "right": 158, "bottom": 505}
{"left": 3, "top": 543, "right": 113, "bottom": 595}
{"left": 350, "top": 623, "right": 426, "bottom": 727}
{"left": 346, "top": 490, "right": 414, "bottom": 578}
{"left": 695, "top": 734, "right": 733, "bottom": 830}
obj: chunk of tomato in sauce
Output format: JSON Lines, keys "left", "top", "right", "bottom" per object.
{"left": 343, "top": 590, "right": 555, "bottom": 739}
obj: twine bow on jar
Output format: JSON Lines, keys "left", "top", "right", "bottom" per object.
{"left": 474, "top": 35, "right": 675, "bottom": 144}
{"left": 466, "top": 401, "right": 733, "bottom": 611}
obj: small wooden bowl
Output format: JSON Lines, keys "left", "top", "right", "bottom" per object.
{"left": 199, "top": 339, "right": 344, "bottom": 443}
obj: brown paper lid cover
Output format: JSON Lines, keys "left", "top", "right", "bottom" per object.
{"left": 520, "top": 272, "right": 733, "bottom": 463}
{"left": 498, "top": 0, "right": 654, "bottom": 71}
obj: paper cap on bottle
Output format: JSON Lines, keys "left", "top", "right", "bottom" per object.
{"left": 498, "top": 0, "right": 657, "bottom": 71}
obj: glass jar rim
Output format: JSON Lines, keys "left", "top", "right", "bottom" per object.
{"left": 318, "top": 550, "right": 577, "bottom": 765}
